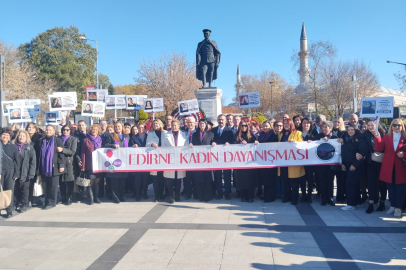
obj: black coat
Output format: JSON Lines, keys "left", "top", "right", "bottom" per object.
{"left": 302, "top": 128, "right": 317, "bottom": 141}
{"left": 191, "top": 130, "right": 215, "bottom": 184}
{"left": 30, "top": 133, "right": 42, "bottom": 171}
{"left": 17, "top": 143, "right": 36, "bottom": 181}
{"left": 1, "top": 142, "right": 20, "bottom": 179}
{"left": 38, "top": 136, "right": 65, "bottom": 177}
{"left": 234, "top": 131, "right": 258, "bottom": 190}
{"left": 73, "top": 130, "right": 86, "bottom": 176}
{"left": 341, "top": 134, "right": 368, "bottom": 168}
{"left": 60, "top": 136, "right": 78, "bottom": 182}
{"left": 363, "top": 129, "right": 385, "bottom": 164}
{"left": 211, "top": 126, "right": 234, "bottom": 145}
{"left": 191, "top": 130, "right": 215, "bottom": 146}
{"left": 129, "top": 133, "right": 148, "bottom": 147}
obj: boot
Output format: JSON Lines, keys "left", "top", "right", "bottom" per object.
{"left": 20, "top": 204, "right": 28, "bottom": 213}
{"left": 88, "top": 186, "right": 94, "bottom": 205}
{"left": 66, "top": 196, "right": 72, "bottom": 206}
{"left": 366, "top": 203, "right": 374, "bottom": 214}
{"left": 376, "top": 201, "right": 385, "bottom": 212}
{"left": 93, "top": 183, "right": 101, "bottom": 204}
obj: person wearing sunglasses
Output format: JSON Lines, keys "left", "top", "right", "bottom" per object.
{"left": 373, "top": 119, "right": 406, "bottom": 217}
{"left": 59, "top": 124, "right": 78, "bottom": 206}
{"left": 234, "top": 120, "right": 259, "bottom": 203}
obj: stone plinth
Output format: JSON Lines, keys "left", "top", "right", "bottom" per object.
{"left": 194, "top": 88, "right": 222, "bottom": 126}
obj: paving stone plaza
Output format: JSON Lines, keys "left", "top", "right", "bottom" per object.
{"left": 0, "top": 188, "right": 405, "bottom": 270}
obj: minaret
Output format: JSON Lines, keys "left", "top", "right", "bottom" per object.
{"left": 298, "top": 21, "right": 310, "bottom": 83}
{"left": 235, "top": 63, "right": 242, "bottom": 100}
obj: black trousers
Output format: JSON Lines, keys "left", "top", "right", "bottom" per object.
{"left": 281, "top": 167, "right": 300, "bottom": 203}
{"left": 152, "top": 171, "right": 165, "bottom": 200}
{"left": 59, "top": 178, "right": 74, "bottom": 198}
{"left": 343, "top": 163, "right": 362, "bottom": 207}
{"left": 240, "top": 188, "right": 254, "bottom": 200}
{"left": 184, "top": 171, "right": 195, "bottom": 198}
{"left": 166, "top": 176, "right": 181, "bottom": 198}
{"left": 1, "top": 169, "right": 15, "bottom": 211}
{"left": 334, "top": 169, "right": 346, "bottom": 202}
{"left": 110, "top": 178, "right": 125, "bottom": 200}
{"left": 99, "top": 177, "right": 105, "bottom": 197}
{"left": 302, "top": 166, "right": 314, "bottom": 197}
{"left": 44, "top": 175, "right": 59, "bottom": 207}
{"left": 366, "top": 161, "right": 387, "bottom": 202}
{"left": 317, "top": 168, "right": 335, "bottom": 202}
{"left": 215, "top": 169, "right": 231, "bottom": 197}
{"left": 15, "top": 178, "right": 30, "bottom": 206}
{"left": 133, "top": 172, "right": 149, "bottom": 198}
{"left": 387, "top": 169, "right": 406, "bottom": 208}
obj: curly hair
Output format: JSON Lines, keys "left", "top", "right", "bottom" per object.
{"left": 0, "top": 127, "right": 14, "bottom": 138}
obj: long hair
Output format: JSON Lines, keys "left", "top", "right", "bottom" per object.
{"left": 151, "top": 119, "right": 164, "bottom": 132}
{"left": 366, "top": 118, "right": 385, "bottom": 135}
{"left": 235, "top": 120, "right": 252, "bottom": 142}
{"left": 333, "top": 117, "right": 345, "bottom": 131}
{"left": 198, "top": 119, "right": 209, "bottom": 132}
{"left": 283, "top": 118, "right": 296, "bottom": 132}
{"left": 388, "top": 118, "right": 406, "bottom": 138}
{"left": 114, "top": 121, "right": 127, "bottom": 135}
{"left": 12, "top": 130, "right": 31, "bottom": 144}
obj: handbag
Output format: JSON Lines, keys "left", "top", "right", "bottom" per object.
{"left": 33, "top": 177, "right": 44, "bottom": 197}
{"left": 371, "top": 152, "right": 384, "bottom": 163}
{"left": 75, "top": 172, "right": 90, "bottom": 187}
{"left": 0, "top": 183, "right": 12, "bottom": 209}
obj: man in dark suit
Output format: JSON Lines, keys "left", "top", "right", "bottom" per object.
{"left": 183, "top": 116, "right": 198, "bottom": 199}
{"left": 211, "top": 114, "right": 234, "bottom": 200}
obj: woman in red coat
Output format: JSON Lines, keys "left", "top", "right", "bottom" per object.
{"left": 374, "top": 119, "right": 406, "bottom": 217}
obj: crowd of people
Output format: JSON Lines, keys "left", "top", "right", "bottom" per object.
{"left": 0, "top": 112, "right": 405, "bottom": 219}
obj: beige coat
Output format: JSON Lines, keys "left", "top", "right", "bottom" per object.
{"left": 146, "top": 130, "right": 166, "bottom": 176}
{"left": 161, "top": 130, "right": 188, "bottom": 179}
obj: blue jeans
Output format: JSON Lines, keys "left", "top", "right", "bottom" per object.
{"left": 215, "top": 170, "right": 231, "bottom": 197}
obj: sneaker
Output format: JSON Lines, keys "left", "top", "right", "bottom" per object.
{"left": 386, "top": 207, "right": 395, "bottom": 215}
{"left": 341, "top": 205, "right": 356, "bottom": 211}
{"left": 394, "top": 208, "right": 402, "bottom": 217}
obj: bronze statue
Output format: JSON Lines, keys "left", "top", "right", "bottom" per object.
{"left": 196, "top": 29, "right": 221, "bottom": 88}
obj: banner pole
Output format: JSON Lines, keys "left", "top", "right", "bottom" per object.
{"left": 153, "top": 112, "right": 155, "bottom": 120}
{"left": 114, "top": 109, "right": 117, "bottom": 119}
{"left": 375, "top": 116, "right": 379, "bottom": 134}
{"left": 248, "top": 107, "right": 251, "bottom": 117}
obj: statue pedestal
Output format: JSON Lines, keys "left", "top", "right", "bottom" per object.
{"left": 194, "top": 88, "right": 222, "bottom": 126}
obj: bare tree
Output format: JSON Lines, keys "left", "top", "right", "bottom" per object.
{"left": 318, "top": 60, "right": 379, "bottom": 118}
{"left": 0, "top": 41, "right": 59, "bottom": 121}
{"left": 240, "top": 70, "right": 287, "bottom": 117}
{"left": 291, "top": 40, "right": 337, "bottom": 113}
{"left": 135, "top": 52, "right": 201, "bottom": 115}
{"left": 394, "top": 66, "right": 406, "bottom": 90}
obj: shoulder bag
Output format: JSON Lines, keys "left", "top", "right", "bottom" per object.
{"left": 371, "top": 152, "right": 384, "bottom": 163}
{"left": 75, "top": 172, "right": 90, "bottom": 187}
{"left": 0, "top": 183, "right": 12, "bottom": 209}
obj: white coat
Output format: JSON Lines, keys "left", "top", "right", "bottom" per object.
{"left": 146, "top": 130, "right": 166, "bottom": 176}
{"left": 161, "top": 130, "right": 187, "bottom": 179}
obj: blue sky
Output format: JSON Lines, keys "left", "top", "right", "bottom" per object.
{"left": 2, "top": 0, "right": 405, "bottom": 105}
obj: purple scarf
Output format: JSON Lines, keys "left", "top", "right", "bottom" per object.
{"left": 200, "top": 131, "right": 206, "bottom": 142}
{"left": 41, "top": 136, "right": 55, "bottom": 177}
{"left": 15, "top": 142, "right": 27, "bottom": 154}
{"left": 60, "top": 135, "right": 70, "bottom": 145}
{"left": 87, "top": 133, "right": 102, "bottom": 150}
{"left": 323, "top": 132, "right": 332, "bottom": 139}
{"left": 115, "top": 135, "right": 128, "bottom": 147}
{"left": 259, "top": 129, "right": 275, "bottom": 143}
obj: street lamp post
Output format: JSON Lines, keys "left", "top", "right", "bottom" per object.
{"left": 79, "top": 36, "right": 98, "bottom": 88}
{"left": 268, "top": 81, "right": 273, "bottom": 116}
{"left": 387, "top": 60, "right": 406, "bottom": 66}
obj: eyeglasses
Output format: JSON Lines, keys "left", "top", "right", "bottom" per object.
{"left": 392, "top": 124, "right": 402, "bottom": 128}
{"left": 241, "top": 125, "right": 248, "bottom": 127}
{"left": 276, "top": 125, "right": 283, "bottom": 127}
{"left": 63, "top": 129, "right": 70, "bottom": 131}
